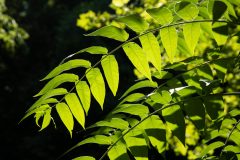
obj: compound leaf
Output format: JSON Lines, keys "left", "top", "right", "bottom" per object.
{"left": 76, "top": 81, "right": 91, "bottom": 115}
{"left": 146, "top": 7, "right": 173, "bottom": 25}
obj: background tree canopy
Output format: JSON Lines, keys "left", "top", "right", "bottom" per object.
{"left": 1, "top": 0, "right": 240, "bottom": 160}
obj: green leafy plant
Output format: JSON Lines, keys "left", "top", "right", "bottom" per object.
{"left": 21, "top": 0, "right": 240, "bottom": 159}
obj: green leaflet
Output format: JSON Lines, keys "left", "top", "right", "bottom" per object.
{"left": 212, "top": 22, "right": 228, "bottom": 46}
{"left": 65, "top": 93, "right": 85, "bottom": 128}
{"left": 120, "top": 80, "right": 158, "bottom": 99}
{"left": 34, "top": 73, "right": 78, "bottom": 97}
{"left": 119, "top": 93, "right": 145, "bottom": 105}
{"left": 72, "top": 156, "right": 95, "bottom": 160}
{"left": 183, "top": 23, "right": 201, "bottom": 55}
{"left": 150, "top": 90, "right": 172, "bottom": 105}
{"left": 199, "top": 141, "right": 224, "bottom": 158}
{"left": 123, "top": 42, "right": 152, "bottom": 81}
{"left": 117, "top": 14, "right": 149, "bottom": 33}
{"left": 113, "top": 104, "right": 149, "bottom": 117}
{"left": 89, "top": 118, "right": 129, "bottom": 130}
{"left": 160, "top": 26, "right": 178, "bottom": 63}
{"left": 65, "top": 135, "right": 112, "bottom": 155}
{"left": 79, "top": 46, "right": 108, "bottom": 54}
{"left": 39, "top": 107, "right": 52, "bottom": 131}
{"left": 101, "top": 55, "right": 119, "bottom": 96}
{"left": 203, "top": 96, "right": 224, "bottom": 120}
{"left": 56, "top": 102, "right": 74, "bottom": 137}
{"left": 76, "top": 81, "right": 91, "bottom": 115}
{"left": 174, "top": 1, "right": 199, "bottom": 20}
{"left": 124, "top": 131, "right": 148, "bottom": 160}
{"left": 86, "top": 68, "right": 105, "bottom": 109}
{"left": 85, "top": 25, "right": 129, "bottom": 42}
{"left": 183, "top": 99, "right": 205, "bottom": 130}
{"left": 146, "top": 7, "right": 173, "bottom": 25}
{"left": 162, "top": 105, "right": 185, "bottom": 145}
{"left": 141, "top": 115, "right": 166, "bottom": 153}
{"left": 140, "top": 32, "right": 161, "bottom": 72}
{"left": 108, "top": 133, "right": 130, "bottom": 160}
{"left": 41, "top": 59, "right": 91, "bottom": 81}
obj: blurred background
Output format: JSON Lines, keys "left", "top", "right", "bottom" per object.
{"left": 0, "top": 0, "right": 166, "bottom": 159}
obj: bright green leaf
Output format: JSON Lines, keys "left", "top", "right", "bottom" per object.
{"left": 65, "top": 93, "right": 85, "bottom": 128}
{"left": 35, "top": 74, "right": 78, "bottom": 97}
{"left": 150, "top": 90, "right": 172, "bottom": 104}
{"left": 160, "top": 26, "right": 178, "bottom": 63}
{"left": 76, "top": 81, "right": 91, "bottom": 115}
{"left": 56, "top": 102, "right": 74, "bottom": 137}
{"left": 85, "top": 25, "right": 129, "bottom": 42}
{"left": 183, "top": 22, "right": 201, "bottom": 55}
{"left": 86, "top": 68, "right": 105, "bottom": 109}
{"left": 90, "top": 118, "right": 129, "bottom": 130}
{"left": 117, "top": 14, "right": 149, "bottom": 33}
{"left": 101, "top": 55, "right": 119, "bottom": 96}
{"left": 39, "top": 108, "right": 52, "bottom": 131}
{"left": 119, "top": 93, "right": 145, "bottom": 105}
{"left": 175, "top": 1, "right": 199, "bottom": 20}
{"left": 72, "top": 156, "right": 96, "bottom": 160}
{"left": 199, "top": 141, "right": 224, "bottom": 157}
{"left": 113, "top": 104, "right": 149, "bottom": 117}
{"left": 79, "top": 46, "right": 108, "bottom": 54}
{"left": 162, "top": 105, "right": 185, "bottom": 145}
{"left": 212, "top": 22, "right": 228, "bottom": 46}
{"left": 146, "top": 7, "right": 173, "bottom": 25}
{"left": 34, "top": 112, "right": 44, "bottom": 127}
{"left": 123, "top": 42, "right": 152, "bottom": 80}
{"left": 140, "top": 32, "right": 161, "bottom": 71}
{"left": 41, "top": 59, "right": 91, "bottom": 81}
{"left": 120, "top": 80, "right": 157, "bottom": 99}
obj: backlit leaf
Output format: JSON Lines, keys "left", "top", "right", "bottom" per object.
{"left": 160, "top": 26, "right": 178, "bottom": 63}
{"left": 65, "top": 93, "right": 85, "bottom": 128}
{"left": 39, "top": 107, "right": 52, "bottom": 131}
{"left": 90, "top": 118, "right": 129, "bottom": 130}
{"left": 175, "top": 1, "right": 199, "bottom": 20}
{"left": 35, "top": 74, "right": 78, "bottom": 97}
{"left": 79, "top": 46, "right": 108, "bottom": 54}
{"left": 72, "top": 156, "right": 96, "bottom": 160}
{"left": 123, "top": 42, "right": 152, "bottom": 80}
{"left": 119, "top": 93, "right": 145, "bottom": 105}
{"left": 212, "top": 22, "right": 228, "bottom": 46}
{"left": 117, "top": 14, "right": 149, "bottom": 33}
{"left": 41, "top": 59, "right": 91, "bottom": 81}
{"left": 146, "top": 7, "right": 173, "bottom": 25}
{"left": 199, "top": 141, "right": 224, "bottom": 157}
{"left": 162, "top": 105, "right": 185, "bottom": 145}
{"left": 150, "top": 90, "right": 172, "bottom": 105}
{"left": 56, "top": 102, "right": 74, "bottom": 137}
{"left": 113, "top": 104, "right": 149, "bottom": 117}
{"left": 101, "top": 55, "right": 119, "bottom": 96}
{"left": 85, "top": 25, "right": 129, "bottom": 42}
{"left": 183, "top": 22, "right": 201, "bottom": 55}
{"left": 140, "top": 32, "right": 161, "bottom": 71}
{"left": 76, "top": 81, "right": 91, "bottom": 115}
{"left": 120, "top": 80, "right": 157, "bottom": 99}
{"left": 86, "top": 68, "right": 105, "bottom": 109}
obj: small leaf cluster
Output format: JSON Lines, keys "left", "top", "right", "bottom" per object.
{"left": 21, "top": 0, "right": 240, "bottom": 159}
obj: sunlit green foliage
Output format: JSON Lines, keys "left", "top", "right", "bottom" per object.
{"left": 21, "top": 0, "right": 240, "bottom": 159}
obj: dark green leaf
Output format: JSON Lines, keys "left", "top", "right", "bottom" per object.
{"left": 85, "top": 25, "right": 129, "bottom": 42}
{"left": 203, "top": 96, "right": 224, "bottom": 120}
{"left": 162, "top": 105, "right": 185, "bottom": 145}
{"left": 210, "top": 0, "right": 227, "bottom": 23}
{"left": 212, "top": 22, "right": 228, "bottom": 46}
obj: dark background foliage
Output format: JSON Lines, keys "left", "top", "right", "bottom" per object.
{"left": 0, "top": 0, "right": 133, "bottom": 159}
